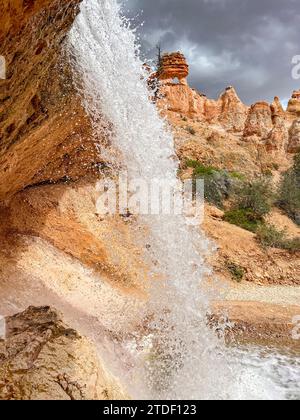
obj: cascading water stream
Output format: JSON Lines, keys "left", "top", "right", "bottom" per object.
{"left": 68, "top": 0, "right": 300, "bottom": 400}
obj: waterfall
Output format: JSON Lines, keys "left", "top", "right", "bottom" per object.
{"left": 68, "top": 0, "right": 299, "bottom": 400}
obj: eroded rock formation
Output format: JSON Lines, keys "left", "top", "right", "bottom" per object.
{"left": 265, "top": 119, "right": 289, "bottom": 152}
{"left": 157, "top": 52, "right": 189, "bottom": 85}
{"left": 217, "top": 86, "right": 248, "bottom": 132}
{"left": 0, "top": 0, "right": 105, "bottom": 200}
{"left": 243, "top": 102, "right": 273, "bottom": 139}
{"left": 0, "top": 306, "right": 128, "bottom": 400}
{"left": 287, "top": 90, "right": 300, "bottom": 116}
{"left": 288, "top": 119, "right": 300, "bottom": 153}
{"left": 154, "top": 52, "right": 300, "bottom": 157}
{"left": 156, "top": 56, "right": 249, "bottom": 130}
{"left": 271, "top": 96, "right": 286, "bottom": 121}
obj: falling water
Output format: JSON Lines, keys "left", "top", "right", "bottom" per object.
{"left": 68, "top": 0, "right": 300, "bottom": 400}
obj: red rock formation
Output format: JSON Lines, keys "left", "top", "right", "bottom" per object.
{"left": 271, "top": 96, "right": 286, "bottom": 121}
{"left": 154, "top": 52, "right": 298, "bottom": 157}
{"left": 217, "top": 86, "right": 248, "bottom": 132}
{"left": 204, "top": 97, "right": 221, "bottom": 121}
{"left": 266, "top": 119, "right": 289, "bottom": 152}
{"left": 155, "top": 52, "right": 207, "bottom": 118}
{"left": 155, "top": 53, "right": 248, "bottom": 132}
{"left": 157, "top": 52, "right": 189, "bottom": 85}
{"left": 0, "top": 0, "right": 105, "bottom": 200}
{"left": 243, "top": 102, "right": 273, "bottom": 139}
{"left": 287, "top": 90, "right": 300, "bottom": 115}
{"left": 265, "top": 97, "right": 288, "bottom": 152}
{"left": 288, "top": 119, "right": 300, "bottom": 153}
{"left": 157, "top": 84, "right": 207, "bottom": 118}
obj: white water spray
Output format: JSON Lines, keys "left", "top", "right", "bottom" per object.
{"left": 68, "top": 0, "right": 299, "bottom": 400}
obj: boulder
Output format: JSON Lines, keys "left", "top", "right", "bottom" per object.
{"left": 0, "top": 306, "right": 128, "bottom": 400}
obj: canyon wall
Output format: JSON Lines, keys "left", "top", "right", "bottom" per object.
{"left": 0, "top": 0, "right": 149, "bottom": 296}
{"left": 0, "top": 0, "right": 104, "bottom": 200}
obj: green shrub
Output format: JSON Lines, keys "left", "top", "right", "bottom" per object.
{"left": 278, "top": 153, "right": 300, "bottom": 225}
{"left": 226, "top": 262, "right": 245, "bottom": 282}
{"left": 256, "top": 224, "right": 286, "bottom": 248}
{"left": 194, "top": 164, "right": 216, "bottom": 177}
{"left": 285, "top": 237, "right": 300, "bottom": 252}
{"left": 185, "top": 159, "right": 199, "bottom": 169}
{"left": 202, "top": 172, "right": 233, "bottom": 208}
{"left": 232, "top": 178, "right": 274, "bottom": 220}
{"left": 229, "top": 171, "right": 245, "bottom": 181}
{"left": 256, "top": 224, "right": 300, "bottom": 252}
{"left": 224, "top": 208, "right": 262, "bottom": 232}
{"left": 186, "top": 160, "right": 235, "bottom": 208}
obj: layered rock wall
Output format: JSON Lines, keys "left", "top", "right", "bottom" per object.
{"left": 0, "top": 0, "right": 105, "bottom": 200}
{"left": 157, "top": 52, "right": 189, "bottom": 85}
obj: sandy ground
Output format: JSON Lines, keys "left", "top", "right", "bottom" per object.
{"left": 223, "top": 283, "right": 300, "bottom": 306}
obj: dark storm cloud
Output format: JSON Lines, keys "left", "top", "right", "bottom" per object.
{"left": 123, "top": 0, "right": 300, "bottom": 105}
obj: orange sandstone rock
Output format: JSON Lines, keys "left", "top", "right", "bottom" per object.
{"left": 0, "top": 306, "right": 128, "bottom": 400}
{"left": 243, "top": 102, "right": 273, "bottom": 139}
{"left": 287, "top": 90, "right": 300, "bottom": 115}
{"left": 217, "top": 86, "right": 248, "bottom": 132}
{"left": 288, "top": 119, "right": 300, "bottom": 153}
{"left": 265, "top": 119, "right": 289, "bottom": 152}
{"left": 157, "top": 52, "right": 189, "bottom": 85}
{"left": 0, "top": 0, "right": 105, "bottom": 200}
{"left": 266, "top": 97, "right": 288, "bottom": 152}
{"left": 154, "top": 52, "right": 299, "bottom": 158}
{"left": 271, "top": 96, "right": 286, "bottom": 121}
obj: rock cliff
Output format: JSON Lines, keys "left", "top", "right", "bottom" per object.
{"left": 243, "top": 102, "right": 273, "bottom": 139}
{"left": 0, "top": 0, "right": 104, "bottom": 200}
{"left": 288, "top": 119, "right": 300, "bottom": 153}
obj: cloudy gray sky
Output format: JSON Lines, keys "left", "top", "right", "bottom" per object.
{"left": 123, "top": 0, "right": 300, "bottom": 106}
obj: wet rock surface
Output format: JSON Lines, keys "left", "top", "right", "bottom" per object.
{"left": 0, "top": 0, "right": 105, "bottom": 200}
